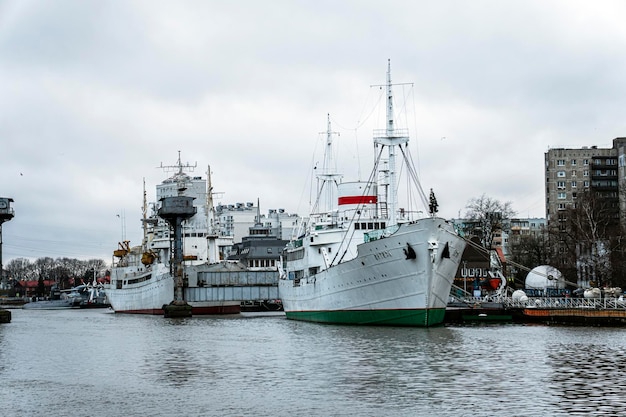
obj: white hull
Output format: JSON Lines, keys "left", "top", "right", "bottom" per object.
{"left": 280, "top": 218, "right": 465, "bottom": 325}
{"left": 279, "top": 62, "right": 466, "bottom": 326}
{"left": 107, "top": 263, "right": 241, "bottom": 315}
{"left": 107, "top": 263, "right": 174, "bottom": 314}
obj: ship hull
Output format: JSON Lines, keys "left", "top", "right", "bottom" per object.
{"left": 107, "top": 264, "right": 241, "bottom": 315}
{"left": 279, "top": 218, "right": 465, "bottom": 327}
{"left": 284, "top": 308, "right": 445, "bottom": 326}
{"left": 106, "top": 264, "right": 174, "bottom": 314}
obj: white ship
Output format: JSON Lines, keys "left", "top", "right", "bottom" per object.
{"left": 107, "top": 156, "right": 240, "bottom": 314}
{"left": 278, "top": 62, "right": 466, "bottom": 326}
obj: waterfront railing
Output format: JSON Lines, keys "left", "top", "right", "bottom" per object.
{"left": 451, "top": 296, "right": 626, "bottom": 310}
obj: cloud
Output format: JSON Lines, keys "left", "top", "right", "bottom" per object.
{"left": 2, "top": 0, "right": 626, "bottom": 263}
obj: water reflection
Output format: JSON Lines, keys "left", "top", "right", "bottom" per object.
{"left": 4, "top": 310, "right": 626, "bottom": 416}
{"left": 547, "top": 330, "right": 626, "bottom": 416}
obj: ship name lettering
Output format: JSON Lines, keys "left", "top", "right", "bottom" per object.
{"left": 374, "top": 250, "right": 392, "bottom": 260}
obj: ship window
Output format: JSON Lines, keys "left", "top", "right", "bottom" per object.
{"left": 368, "top": 222, "right": 373, "bottom": 229}
{"left": 374, "top": 222, "right": 380, "bottom": 229}
{"left": 355, "top": 223, "right": 361, "bottom": 230}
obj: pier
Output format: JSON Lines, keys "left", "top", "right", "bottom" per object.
{"left": 446, "top": 295, "right": 626, "bottom": 325}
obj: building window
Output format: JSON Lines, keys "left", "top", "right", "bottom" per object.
{"left": 558, "top": 203, "right": 565, "bottom": 210}
{"left": 584, "top": 181, "right": 590, "bottom": 187}
{"left": 557, "top": 171, "right": 566, "bottom": 177}
{"left": 557, "top": 160, "right": 565, "bottom": 166}
{"left": 571, "top": 159, "right": 577, "bottom": 166}
{"left": 571, "top": 170, "right": 576, "bottom": 177}
{"left": 557, "top": 192, "right": 566, "bottom": 199}
{"left": 583, "top": 159, "right": 589, "bottom": 165}
{"left": 571, "top": 181, "right": 577, "bottom": 188}
{"left": 583, "top": 170, "right": 589, "bottom": 177}
{"left": 557, "top": 181, "right": 566, "bottom": 189}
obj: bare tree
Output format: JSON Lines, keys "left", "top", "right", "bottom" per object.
{"left": 464, "top": 194, "right": 516, "bottom": 249}
{"left": 5, "top": 258, "right": 33, "bottom": 280}
{"left": 5, "top": 256, "right": 110, "bottom": 287}
{"left": 33, "top": 257, "right": 55, "bottom": 281}
{"left": 552, "top": 189, "right": 623, "bottom": 288}
{"left": 507, "top": 230, "right": 550, "bottom": 284}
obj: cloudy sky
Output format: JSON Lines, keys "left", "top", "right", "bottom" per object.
{"left": 2, "top": 0, "right": 626, "bottom": 264}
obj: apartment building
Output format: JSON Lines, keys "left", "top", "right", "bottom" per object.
{"left": 544, "top": 137, "right": 626, "bottom": 225}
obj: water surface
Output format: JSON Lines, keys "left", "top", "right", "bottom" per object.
{"left": 1, "top": 309, "right": 625, "bottom": 416}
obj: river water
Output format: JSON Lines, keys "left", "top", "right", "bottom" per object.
{"left": 1, "top": 308, "right": 625, "bottom": 417}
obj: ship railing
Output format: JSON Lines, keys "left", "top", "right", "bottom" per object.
{"left": 364, "top": 224, "right": 399, "bottom": 243}
{"left": 373, "top": 127, "right": 409, "bottom": 139}
{"left": 450, "top": 296, "right": 626, "bottom": 310}
{"left": 504, "top": 297, "right": 626, "bottom": 310}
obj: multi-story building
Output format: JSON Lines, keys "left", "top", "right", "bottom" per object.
{"left": 545, "top": 137, "right": 626, "bottom": 224}
{"left": 545, "top": 145, "right": 615, "bottom": 220}
{"left": 451, "top": 217, "right": 546, "bottom": 256}
{"left": 544, "top": 138, "right": 626, "bottom": 287}
{"left": 214, "top": 203, "right": 301, "bottom": 243}
{"left": 504, "top": 218, "right": 547, "bottom": 254}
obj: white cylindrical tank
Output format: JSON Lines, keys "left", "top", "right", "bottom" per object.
{"left": 525, "top": 265, "right": 565, "bottom": 290}
{"left": 512, "top": 289, "right": 529, "bottom": 303}
{"left": 584, "top": 288, "right": 601, "bottom": 299}
{"left": 512, "top": 289, "right": 527, "bottom": 302}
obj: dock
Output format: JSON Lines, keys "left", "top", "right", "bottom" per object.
{"left": 446, "top": 296, "right": 626, "bottom": 325}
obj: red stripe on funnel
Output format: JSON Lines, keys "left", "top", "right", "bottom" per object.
{"left": 338, "top": 196, "right": 378, "bottom": 205}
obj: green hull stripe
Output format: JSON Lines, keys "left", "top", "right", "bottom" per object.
{"left": 284, "top": 308, "right": 446, "bottom": 327}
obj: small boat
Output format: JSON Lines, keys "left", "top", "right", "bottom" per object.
{"left": 23, "top": 286, "right": 82, "bottom": 310}
{"left": 75, "top": 281, "right": 110, "bottom": 309}
{"left": 278, "top": 61, "right": 467, "bottom": 326}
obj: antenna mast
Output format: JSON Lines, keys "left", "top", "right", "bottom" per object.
{"left": 373, "top": 60, "right": 409, "bottom": 225}
{"left": 316, "top": 114, "right": 342, "bottom": 213}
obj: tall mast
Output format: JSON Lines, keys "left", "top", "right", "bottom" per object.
{"left": 206, "top": 165, "right": 213, "bottom": 234}
{"left": 373, "top": 60, "right": 409, "bottom": 225}
{"left": 142, "top": 178, "right": 147, "bottom": 247}
{"left": 316, "top": 114, "right": 342, "bottom": 213}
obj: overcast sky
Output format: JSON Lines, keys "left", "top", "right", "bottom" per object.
{"left": 2, "top": 0, "right": 626, "bottom": 265}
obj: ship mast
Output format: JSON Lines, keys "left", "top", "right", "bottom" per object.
{"left": 373, "top": 60, "right": 409, "bottom": 225}
{"left": 315, "top": 114, "right": 342, "bottom": 214}
{"left": 142, "top": 178, "right": 147, "bottom": 248}
{"left": 206, "top": 165, "right": 213, "bottom": 234}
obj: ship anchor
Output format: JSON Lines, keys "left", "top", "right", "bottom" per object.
{"left": 404, "top": 243, "right": 416, "bottom": 260}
